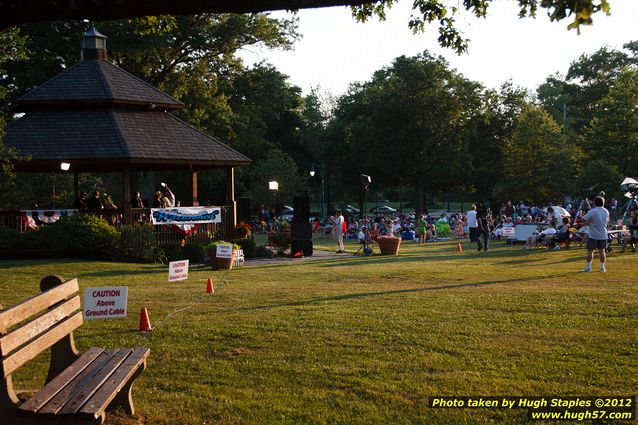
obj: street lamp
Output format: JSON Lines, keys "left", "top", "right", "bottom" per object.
{"left": 360, "top": 174, "right": 371, "bottom": 221}
{"left": 309, "top": 162, "right": 325, "bottom": 221}
{"left": 269, "top": 180, "right": 278, "bottom": 219}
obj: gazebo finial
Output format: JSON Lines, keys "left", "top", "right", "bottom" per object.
{"left": 81, "top": 24, "right": 108, "bottom": 61}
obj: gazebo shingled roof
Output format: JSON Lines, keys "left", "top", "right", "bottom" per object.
{"left": 5, "top": 109, "right": 251, "bottom": 172}
{"left": 2, "top": 27, "right": 249, "bottom": 225}
{"left": 15, "top": 59, "right": 184, "bottom": 111}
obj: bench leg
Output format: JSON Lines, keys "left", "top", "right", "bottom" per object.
{"left": 0, "top": 375, "right": 19, "bottom": 420}
{"left": 108, "top": 361, "right": 146, "bottom": 415}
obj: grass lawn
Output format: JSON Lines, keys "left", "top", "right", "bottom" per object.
{"left": 1, "top": 238, "right": 637, "bottom": 424}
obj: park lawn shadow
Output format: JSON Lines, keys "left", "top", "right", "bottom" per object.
{"left": 79, "top": 267, "right": 167, "bottom": 277}
{"left": 240, "top": 272, "right": 574, "bottom": 312}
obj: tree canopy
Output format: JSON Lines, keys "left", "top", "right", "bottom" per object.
{"left": 0, "top": 0, "right": 614, "bottom": 53}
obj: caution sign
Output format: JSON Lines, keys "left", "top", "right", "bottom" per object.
{"left": 83, "top": 287, "right": 128, "bottom": 320}
{"left": 216, "top": 244, "right": 233, "bottom": 259}
{"left": 169, "top": 259, "right": 189, "bottom": 282}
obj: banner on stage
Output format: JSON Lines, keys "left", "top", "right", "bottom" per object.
{"left": 151, "top": 207, "right": 222, "bottom": 225}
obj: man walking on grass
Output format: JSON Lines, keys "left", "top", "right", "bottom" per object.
{"left": 582, "top": 196, "right": 609, "bottom": 273}
{"left": 333, "top": 210, "right": 346, "bottom": 253}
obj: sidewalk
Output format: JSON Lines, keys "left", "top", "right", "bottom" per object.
{"left": 243, "top": 249, "right": 357, "bottom": 267}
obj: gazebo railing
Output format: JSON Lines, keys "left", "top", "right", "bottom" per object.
{"left": 0, "top": 206, "right": 234, "bottom": 245}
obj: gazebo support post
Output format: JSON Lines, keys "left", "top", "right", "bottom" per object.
{"left": 190, "top": 166, "right": 199, "bottom": 207}
{"left": 73, "top": 172, "right": 79, "bottom": 204}
{"left": 122, "top": 168, "right": 132, "bottom": 225}
{"left": 226, "top": 166, "right": 236, "bottom": 236}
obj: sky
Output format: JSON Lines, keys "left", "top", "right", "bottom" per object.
{"left": 239, "top": 0, "right": 638, "bottom": 96}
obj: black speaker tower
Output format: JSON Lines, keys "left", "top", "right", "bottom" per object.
{"left": 291, "top": 195, "right": 313, "bottom": 257}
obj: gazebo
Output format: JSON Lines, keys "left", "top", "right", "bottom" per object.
{"left": 2, "top": 27, "right": 250, "bottom": 230}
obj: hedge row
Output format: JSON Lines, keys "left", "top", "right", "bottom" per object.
{"left": 0, "top": 215, "right": 263, "bottom": 263}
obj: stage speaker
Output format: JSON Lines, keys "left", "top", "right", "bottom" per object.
{"left": 292, "top": 218, "right": 312, "bottom": 240}
{"left": 237, "top": 197, "right": 251, "bottom": 222}
{"left": 291, "top": 239, "right": 313, "bottom": 257}
{"left": 293, "top": 195, "right": 310, "bottom": 219}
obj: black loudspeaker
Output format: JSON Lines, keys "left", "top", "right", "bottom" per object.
{"left": 293, "top": 195, "right": 310, "bottom": 219}
{"left": 237, "top": 197, "right": 251, "bottom": 222}
{"left": 291, "top": 239, "right": 313, "bottom": 257}
{"left": 292, "top": 218, "right": 312, "bottom": 240}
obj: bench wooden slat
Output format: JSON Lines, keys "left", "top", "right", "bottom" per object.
{"left": 0, "top": 279, "right": 79, "bottom": 333}
{"left": 35, "top": 349, "right": 118, "bottom": 415}
{"left": 1, "top": 312, "right": 83, "bottom": 378}
{"left": 80, "top": 347, "right": 150, "bottom": 418}
{"left": 58, "top": 349, "right": 131, "bottom": 415}
{"left": 0, "top": 296, "right": 81, "bottom": 356}
{"left": 17, "top": 347, "right": 104, "bottom": 414}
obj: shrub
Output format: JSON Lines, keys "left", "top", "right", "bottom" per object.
{"left": 255, "top": 245, "right": 275, "bottom": 258}
{"left": 0, "top": 226, "right": 20, "bottom": 252}
{"left": 34, "top": 214, "right": 119, "bottom": 258}
{"left": 205, "top": 240, "right": 241, "bottom": 252}
{"left": 159, "top": 243, "right": 181, "bottom": 263}
{"left": 118, "top": 223, "right": 156, "bottom": 262}
{"left": 230, "top": 238, "right": 256, "bottom": 258}
{"left": 183, "top": 243, "right": 206, "bottom": 263}
{"left": 157, "top": 242, "right": 207, "bottom": 264}
{"left": 268, "top": 230, "right": 290, "bottom": 254}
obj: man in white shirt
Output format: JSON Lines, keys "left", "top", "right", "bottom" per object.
{"left": 582, "top": 196, "right": 609, "bottom": 272}
{"left": 333, "top": 210, "right": 345, "bottom": 253}
{"left": 467, "top": 205, "right": 477, "bottom": 242}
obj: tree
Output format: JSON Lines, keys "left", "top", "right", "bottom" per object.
{"left": 468, "top": 81, "right": 530, "bottom": 203}
{"left": 0, "top": 0, "right": 613, "bottom": 54}
{"left": 582, "top": 70, "right": 638, "bottom": 176}
{"left": 239, "top": 150, "right": 309, "bottom": 207}
{"left": 495, "top": 105, "right": 579, "bottom": 204}
{"left": 329, "top": 52, "right": 483, "bottom": 212}
{"left": 538, "top": 42, "right": 638, "bottom": 132}
{"left": 575, "top": 159, "right": 624, "bottom": 201}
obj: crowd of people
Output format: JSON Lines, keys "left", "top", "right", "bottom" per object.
{"left": 295, "top": 196, "right": 631, "bottom": 270}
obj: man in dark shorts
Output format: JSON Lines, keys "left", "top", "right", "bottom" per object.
{"left": 581, "top": 196, "right": 609, "bottom": 272}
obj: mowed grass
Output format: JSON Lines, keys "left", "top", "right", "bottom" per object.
{"left": 1, "top": 238, "right": 638, "bottom": 424}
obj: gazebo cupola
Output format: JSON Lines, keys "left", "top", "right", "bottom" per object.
{"left": 80, "top": 26, "right": 108, "bottom": 61}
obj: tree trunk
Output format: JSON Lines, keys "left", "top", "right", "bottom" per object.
{"left": 416, "top": 175, "right": 425, "bottom": 215}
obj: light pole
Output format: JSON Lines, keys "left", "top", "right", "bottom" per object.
{"left": 269, "top": 180, "right": 278, "bottom": 219}
{"left": 309, "top": 162, "right": 325, "bottom": 221}
{"left": 360, "top": 174, "right": 371, "bottom": 221}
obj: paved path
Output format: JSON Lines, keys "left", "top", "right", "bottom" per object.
{"left": 243, "top": 249, "right": 358, "bottom": 267}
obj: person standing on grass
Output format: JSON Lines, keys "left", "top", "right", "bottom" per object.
{"left": 476, "top": 203, "right": 489, "bottom": 252}
{"left": 333, "top": 210, "right": 346, "bottom": 253}
{"left": 467, "top": 205, "right": 477, "bottom": 243}
{"left": 417, "top": 214, "right": 427, "bottom": 244}
{"left": 582, "top": 196, "right": 609, "bottom": 273}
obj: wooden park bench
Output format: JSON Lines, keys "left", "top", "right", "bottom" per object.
{"left": 0, "top": 275, "right": 150, "bottom": 424}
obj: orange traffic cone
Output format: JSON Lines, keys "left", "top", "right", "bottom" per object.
{"left": 457, "top": 243, "right": 463, "bottom": 253}
{"left": 139, "top": 307, "right": 152, "bottom": 332}
{"left": 206, "top": 277, "right": 214, "bottom": 294}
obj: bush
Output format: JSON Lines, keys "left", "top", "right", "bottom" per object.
{"left": 230, "top": 238, "right": 256, "bottom": 258}
{"left": 183, "top": 243, "right": 206, "bottom": 263}
{"left": 255, "top": 245, "right": 275, "bottom": 258}
{"left": 0, "top": 226, "right": 20, "bottom": 252}
{"left": 33, "top": 214, "right": 119, "bottom": 258}
{"left": 268, "top": 230, "right": 290, "bottom": 254}
{"left": 118, "top": 223, "right": 156, "bottom": 262}
{"left": 158, "top": 242, "right": 207, "bottom": 264}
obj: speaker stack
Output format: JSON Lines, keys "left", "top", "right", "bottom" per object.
{"left": 291, "top": 195, "right": 313, "bottom": 257}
